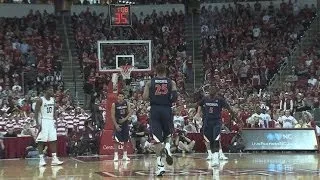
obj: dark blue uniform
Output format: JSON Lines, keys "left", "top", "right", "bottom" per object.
{"left": 149, "top": 77, "right": 173, "bottom": 142}
{"left": 200, "top": 97, "right": 229, "bottom": 142}
{"left": 114, "top": 101, "right": 129, "bottom": 142}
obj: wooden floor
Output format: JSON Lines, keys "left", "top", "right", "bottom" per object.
{"left": 1, "top": 153, "right": 320, "bottom": 179}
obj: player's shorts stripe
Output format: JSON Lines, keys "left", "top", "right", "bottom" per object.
{"left": 152, "top": 134, "right": 161, "bottom": 143}
{"left": 203, "top": 135, "right": 209, "bottom": 142}
{"left": 215, "top": 134, "right": 220, "bottom": 141}
{"left": 114, "top": 136, "right": 120, "bottom": 143}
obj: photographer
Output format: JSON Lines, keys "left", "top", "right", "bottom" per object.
{"left": 228, "top": 133, "right": 245, "bottom": 153}
{"left": 172, "top": 129, "right": 195, "bottom": 153}
{"left": 77, "top": 121, "right": 98, "bottom": 155}
{"left": 131, "top": 121, "right": 149, "bottom": 154}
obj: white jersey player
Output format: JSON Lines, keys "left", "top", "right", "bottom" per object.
{"left": 35, "top": 86, "right": 63, "bottom": 166}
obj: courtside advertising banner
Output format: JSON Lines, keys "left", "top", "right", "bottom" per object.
{"left": 242, "top": 129, "right": 318, "bottom": 151}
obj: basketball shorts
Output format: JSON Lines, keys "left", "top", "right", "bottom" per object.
{"left": 114, "top": 124, "right": 130, "bottom": 143}
{"left": 150, "top": 105, "right": 173, "bottom": 143}
{"left": 203, "top": 120, "right": 221, "bottom": 143}
{"left": 36, "top": 119, "right": 57, "bottom": 142}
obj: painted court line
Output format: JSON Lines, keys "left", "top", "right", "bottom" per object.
{"left": 71, "top": 157, "right": 85, "bottom": 163}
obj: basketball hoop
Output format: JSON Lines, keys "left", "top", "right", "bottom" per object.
{"left": 119, "top": 65, "right": 134, "bottom": 80}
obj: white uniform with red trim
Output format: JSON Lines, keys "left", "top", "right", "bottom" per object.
{"left": 36, "top": 97, "right": 57, "bottom": 142}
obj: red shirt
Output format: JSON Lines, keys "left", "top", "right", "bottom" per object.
{"left": 21, "top": 104, "right": 31, "bottom": 114}
{"left": 138, "top": 114, "right": 148, "bottom": 126}
{"left": 221, "top": 109, "right": 231, "bottom": 125}
{"left": 239, "top": 111, "right": 251, "bottom": 125}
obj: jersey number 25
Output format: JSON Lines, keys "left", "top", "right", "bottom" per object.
{"left": 155, "top": 84, "right": 168, "bottom": 95}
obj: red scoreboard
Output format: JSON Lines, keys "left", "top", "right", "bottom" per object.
{"left": 109, "top": 4, "right": 132, "bottom": 26}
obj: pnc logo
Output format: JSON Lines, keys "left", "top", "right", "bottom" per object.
{"left": 265, "top": 133, "right": 292, "bottom": 141}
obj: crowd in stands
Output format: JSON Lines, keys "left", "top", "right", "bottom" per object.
{"left": 199, "top": 1, "right": 318, "bottom": 126}
{"left": 0, "top": 10, "right": 100, "bottom": 158}
{"left": 0, "top": 10, "right": 63, "bottom": 95}
{"left": 72, "top": 8, "right": 187, "bottom": 98}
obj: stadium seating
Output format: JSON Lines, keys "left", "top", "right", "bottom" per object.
{"left": 0, "top": 10, "right": 65, "bottom": 132}
{"left": 200, "top": 2, "right": 316, "bottom": 102}
{"left": 0, "top": 10, "right": 63, "bottom": 95}
{"left": 72, "top": 8, "right": 186, "bottom": 94}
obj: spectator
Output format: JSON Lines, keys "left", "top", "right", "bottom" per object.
{"left": 131, "top": 121, "right": 148, "bottom": 154}
{"left": 4, "top": 128, "right": 18, "bottom": 137}
{"left": 173, "top": 109, "right": 184, "bottom": 129}
{"left": 228, "top": 133, "right": 245, "bottom": 153}
{"left": 280, "top": 93, "right": 294, "bottom": 113}
{"left": 278, "top": 110, "right": 297, "bottom": 128}
{"left": 172, "top": 130, "right": 195, "bottom": 154}
{"left": 20, "top": 122, "right": 36, "bottom": 137}
{"left": 301, "top": 111, "right": 316, "bottom": 128}
{"left": 294, "top": 93, "right": 307, "bottom": 112}
{"left": 259, "top": 108, "right": 271, "bottom": 128}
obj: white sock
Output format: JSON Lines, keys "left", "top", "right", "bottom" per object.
{"left": 165, "top": 142, "right": 171, "bottom": 155}
{"left": 52, "top": 153, "right": 57, "bottom": 158}
{"left": 114, "top": 152, "right": 118, "bottom": 157}
{"left": 165, "top": 142, "right": 170, "bottom": 150}
{"left": 157, "top": 156, "right": 163, "bottom": 166}
{"left": 123, "top": 151, "right": 127, "bottom": 157}
{"left": 207, "top": 150, "right": 212, "bottom": 155}
{"left": 219, "top": 149, "right": 223, "bottom": 154}
{"left": 39, "top": 154, "right": 44, "bottom": 159}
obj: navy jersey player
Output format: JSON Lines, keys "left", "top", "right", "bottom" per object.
{"left": 143, "top": 64, "right": 178, "bottom": 176}
{"left": 111, "top": 91, "right": 132, "bottom": 161}
{"left": 195, "top": 87, "right": 236, "bottom": 166}
{"left": 199, "top": 93, "right": 229, "bottom": 161}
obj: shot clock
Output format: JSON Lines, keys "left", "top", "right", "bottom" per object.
{"left": 109, "top": 4, "right": 132, "bottom": 26}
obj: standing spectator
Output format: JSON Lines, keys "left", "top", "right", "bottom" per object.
{"left": 173, "top": 109, "right": 184, "bottom": 129}
{"left": 278, "top": 110, "right": 297, "bottom": 128}
{"left": 280, "top": 93, "right": 294, "bottom": 113}
{"left": 302, "top": 111, "right": 316, "bottom": 128}
{"left": 294, "top": 93, "right": 307, "bottom": 112}
{"left": 259, "top": 108, "right": 271, "bottom": 128}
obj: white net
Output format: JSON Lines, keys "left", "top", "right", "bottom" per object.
{"left": 97, "top": 40, "right": 151, "bottom": 72}
{"left": 120, "top": 65, "right": 134, "bottom": 79}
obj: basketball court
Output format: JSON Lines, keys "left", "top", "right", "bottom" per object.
{"left": 1, "top": 153, "right": 320, "bottom": 179}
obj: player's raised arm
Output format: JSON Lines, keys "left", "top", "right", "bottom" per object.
{"left": 143, "top": 80, "right": 151, "bottom": 101}
{"left": 196, "top": 105, "right": 202, "bottom": 118}
{"left": 111, "top": 103, "right": 121, "bottom": 131}
{"left": 171, "top": 80, "right": 178, "bottom": 103}
{"left": 34, "top": 97, "right": 43, "bottom": 127}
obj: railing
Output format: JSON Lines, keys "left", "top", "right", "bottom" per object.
{"left": 62, "top": 14, "right": 78, "bottom": 104}
{"left": 191, "top": 12, "right": 196, "bottom": 91}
